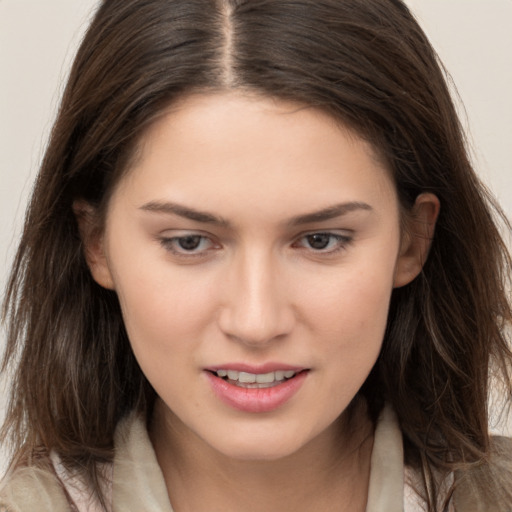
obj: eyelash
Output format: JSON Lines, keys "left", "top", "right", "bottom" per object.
{"left": 158, "top": 232, "right": 353, "bottom": 259}
{"left": 292, "top": 232, "right": 353, "bottom": 254}
{"left": 159, "top": 234, "right": 217, "bottom": 258}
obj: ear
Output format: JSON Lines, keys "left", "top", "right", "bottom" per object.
{"left": 73, "top": 200, "right": 115, "bottom": 290}
{"left": 394, "top": 193, "right": 440, "bottom": 288}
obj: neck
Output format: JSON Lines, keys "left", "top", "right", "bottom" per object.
{"left": 149, "top": 399, "right": 375, "bottom": 512}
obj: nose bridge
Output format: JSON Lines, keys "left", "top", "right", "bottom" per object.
{"left": 219, "top": 246, "right": 292, "bottom": 345}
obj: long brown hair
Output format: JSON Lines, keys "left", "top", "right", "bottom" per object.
{"left": 2, "top": 0, "right": 511, "bottom": 509}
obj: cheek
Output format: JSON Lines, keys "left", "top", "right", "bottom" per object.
{"left": 110, "top": 252, "right": 219, "bottom": 360}
{"left": 301, "top": 255, "right": 396, "bottom": 367}
{"left": 112, "top": 269, "right": 220, "bottom": 408}
{"left": 305, "top": 275, "right": 391, "bottom": 406}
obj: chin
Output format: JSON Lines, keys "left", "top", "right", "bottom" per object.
{"left": 201, "top": 422, "right": 325, "bottom": 463}
{"left": 214, "top": 439, "right": 303, "bottom": 462}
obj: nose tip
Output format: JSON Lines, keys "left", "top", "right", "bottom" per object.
{"left": 217, "top": 256, "right": 294, "bottom": 347}
{"left": 219, "top": 299, "right": 292, "bottom": 347}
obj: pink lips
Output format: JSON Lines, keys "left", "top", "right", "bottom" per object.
{"left": 205, "top": 364, "right": 308, "bottom": 413}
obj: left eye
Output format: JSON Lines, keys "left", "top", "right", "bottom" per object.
{"left": 295, "top": 233, "right": 351, "bottom": 252}
{"left": 160, "top": 235, "right": 214, "bottom": 254}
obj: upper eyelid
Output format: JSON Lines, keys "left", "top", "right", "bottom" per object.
{"left": 160, "top": 233, "right": 214, "bottom": 245}
{"left": 159, "top": 231, "right": 218, "bottom": 244}
{"left": 158, "top": 228, "right": 212, "bottom": 236}
{"left": 157, "top": 229, "right": 353, "bottom": 241}
{"left": 298, "top": 228, "right": 352, "bottom": 235}
{"left": 293, "top": 229, "right": 353, "bottom": 241}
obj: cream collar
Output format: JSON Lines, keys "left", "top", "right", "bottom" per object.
{"left": 55, "top": 405, "right": 425, "bottom": 511}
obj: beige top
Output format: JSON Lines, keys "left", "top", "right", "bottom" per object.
{"left": 0, "top": 405, "right": 464, "bottom": 512}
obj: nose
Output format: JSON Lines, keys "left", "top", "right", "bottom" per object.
{"left": 217, "top": 249, "right": 295, "bottom": 347}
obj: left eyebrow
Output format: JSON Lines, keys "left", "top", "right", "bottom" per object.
{"left": 287, "top": 202, "right": 373, "bottom": 226}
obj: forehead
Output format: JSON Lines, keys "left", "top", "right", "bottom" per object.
{"left": 113, "top": 92, "right": 398, "bottom": 221}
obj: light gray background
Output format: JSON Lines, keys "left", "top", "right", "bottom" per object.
{"left": 1, "top": 0, "right": 511, "bottom": 470}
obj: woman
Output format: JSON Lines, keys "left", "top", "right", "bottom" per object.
{"left": 1, "top": 0, "right": 511, "bottom": 511}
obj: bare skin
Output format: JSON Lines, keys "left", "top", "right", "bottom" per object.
{"left": 81, "top": 92, "right": 438, "bottom": 511}
{"left": 150, "top": 398, "right": 374, "bottom": 512}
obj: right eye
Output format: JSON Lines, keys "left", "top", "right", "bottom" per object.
{"left": 159, "top": 234, "right": 217, "bottom": 257}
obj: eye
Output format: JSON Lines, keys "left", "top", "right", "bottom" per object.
{"left": 293, "top": 232, "right": 352, "bottom": 254}
{"left": 159, "top": 234, "right": 217, "bottom": 256}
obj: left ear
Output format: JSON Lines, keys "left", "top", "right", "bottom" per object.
{"left": 394, "top": 192, "right": 440, "bottom": 288}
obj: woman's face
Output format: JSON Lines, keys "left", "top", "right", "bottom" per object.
{"left": 87, "top": 92, "right": 426, "bottom": 461}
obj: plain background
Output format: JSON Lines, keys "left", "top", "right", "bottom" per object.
{"left": 1, "top": 0, "right": 511, "bottom": 471}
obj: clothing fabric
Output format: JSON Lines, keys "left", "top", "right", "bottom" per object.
{"left": 0, "top": 405, "right": 460, "bottom": 512}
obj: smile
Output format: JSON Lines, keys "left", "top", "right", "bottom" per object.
{"left": 214, "top": 369, "right": 298, "bottom": 388}
{"left": 206, "top": 367, "right": 308, "bottom": 413}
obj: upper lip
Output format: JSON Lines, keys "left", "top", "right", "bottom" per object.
{"left": 205, "top": 363, "right": 307, "bottom": 374}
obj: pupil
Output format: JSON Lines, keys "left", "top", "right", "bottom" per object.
{"left": 308, "top": 234, "right": 330, "bottom": 249}
{"left": 179, "top": 236, "right": 201, "bottom": 250}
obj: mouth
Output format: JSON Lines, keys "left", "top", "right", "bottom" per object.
{"left": 208, "top": 369, "right": 303, "bottom": 389}
{"left": 205, "top": 366, "right": 309, "bottom": 412}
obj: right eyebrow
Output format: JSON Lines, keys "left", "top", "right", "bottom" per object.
{"left": 139, "top": 201, "right": 231, "bottom": 228}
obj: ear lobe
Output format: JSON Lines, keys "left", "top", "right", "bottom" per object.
{"left": 73, "top": 200, "right": 115, "bottom": 290}
{"left": 394, "top": 193, "right": 440, "bottom": 288}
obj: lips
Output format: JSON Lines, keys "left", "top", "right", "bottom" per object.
{"left": 205, "top": 364, "right": 308, "bottom": 413}
{"left": 213, "top": 369, "right": 298, "bottom": 388}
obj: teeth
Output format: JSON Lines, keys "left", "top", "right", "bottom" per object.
{"left": 238, "top": 372, "right": 256, "bottom": 383}
{"left": 215, "top": 369, "right": 297, "bottom": 382}
{"left": 227, "top": 370, "right": 238, "bottom": 381}
{"left": 256, "top": 372, "right": 275, "bottom": 384}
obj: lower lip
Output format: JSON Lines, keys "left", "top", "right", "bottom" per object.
{"left": 205, "top": 371, "right": 308, "bottom": 413}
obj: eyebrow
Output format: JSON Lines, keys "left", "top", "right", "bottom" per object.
{"left": 139, "top": 200, "right": 373, "bottom": 227}
{"left": 140, "top": 201, "right": 230, "bottom": 227}
{"left": 287, "top": 201, "right": 373, "bottom": 226}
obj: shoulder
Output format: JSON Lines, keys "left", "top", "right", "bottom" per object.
{"left": 491, "top": 435, "right": 512, "bottom": 467}
{"left": 454, "top": 436, "right": 512, "bottom": 512}
{"left": 0, "top": 464, "right": 72, "bottom": 512}
{"left": 404, "top": 437, "right": 512, "bottom": 512}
